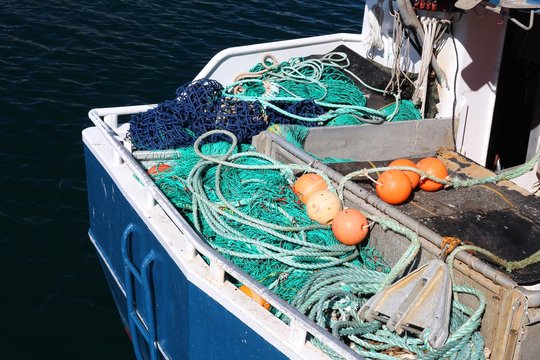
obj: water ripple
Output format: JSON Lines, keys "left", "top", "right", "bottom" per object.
{"left": 0, "top": 0, "right": 365, "bottom": 358}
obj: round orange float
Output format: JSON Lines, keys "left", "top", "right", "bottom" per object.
{"left": 292, "top": 173, "right": 327, "bottom": 204}
{"left": 416, "top": 157, "right": 448, "bottom": 192}
{"left": 148, "top": 163, "right": 171, "bottom": 175}
{"left": 389, "top": 158, "right": 420, "bottom": 189}
{"left": 331, "top": 208, "right": 369, "bottom": 246}
{"left": 239, "top": 285, "right": 271, "bottom": 310}
{"left": 306, "top": 189, "right": 342, "bottom": 225}
{"left": 375, "top": 170, "right": 412, "bottom": 205}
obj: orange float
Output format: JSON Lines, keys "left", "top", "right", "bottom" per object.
{"left": 331, "top": 208, "right": 369, "bottom": 246}
{"left": 416, "top": 157, "right": 448, "bottom": 192}
{"left": 148, "top": 163, "right": 171, "bottom": 175}
{"left": 239, "top": 285, "right": 271, "bottom": 310}
{"left": 292, "top": 173, "right": 327, "bottom": 204}
{"left": 375, "top": 170, "right": 412, "bottom": 205}
{"left": 389, "top": 158, "right": 420, "bottom": 189}
{"left": 306, "top": 189, "right": 342, "bottom": 225}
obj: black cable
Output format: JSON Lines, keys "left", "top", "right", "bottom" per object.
{"left": 405, "top": 27, "right": 423, "bottom": 54}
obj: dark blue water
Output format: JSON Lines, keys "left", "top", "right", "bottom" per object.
{"left": 0, "top": 1, "right": 364, "bottom": 358}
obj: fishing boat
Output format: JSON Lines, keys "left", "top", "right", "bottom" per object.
{"left": 83, "top": 0, "right": 540, "bottom": 359}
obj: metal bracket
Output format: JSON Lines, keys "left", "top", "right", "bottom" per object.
{"left": 440, "top": 236, "right": 462, "bottom": 258}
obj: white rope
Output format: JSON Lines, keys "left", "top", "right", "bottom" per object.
{"left": 385, "top": 11, "right": 415, "bottom": 96}
{"left": 364, "top": 10, "right": 384, "bottom": 56}
{"left": 412, "top": 17, "right": 449, "bottom": 118}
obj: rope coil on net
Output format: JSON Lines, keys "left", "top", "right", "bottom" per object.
{"left": 225, "top": 52, "right": 422, "bottom": 124}
{"left": 148, "top": 130, "right": 489, "bottom": 359}
{"left": 223, "top": 52, "right": 387, "bottom": 124}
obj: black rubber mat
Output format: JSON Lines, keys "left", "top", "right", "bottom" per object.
{"left": 329, "top": 152, "right": 540, "bottom": 285}
{"left": 307, "top": 45, "right": 417, "bottom": 109}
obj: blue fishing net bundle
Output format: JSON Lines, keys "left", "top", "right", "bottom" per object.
{"left": 129, "top": 78, "right": 268, "bottom": 150}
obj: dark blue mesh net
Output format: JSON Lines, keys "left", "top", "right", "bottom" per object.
{"left": 129, "top": 99, "right": 194, "bottom": 151}
{"left": 130, "top": 79, "right": 268, "bottom": 150}
{"left": 129, "top": 79, "right": 332, "bottom": 150}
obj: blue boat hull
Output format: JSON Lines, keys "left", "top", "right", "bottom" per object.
{"left": 85, "top": 146, "right": 287, "bottom": 360}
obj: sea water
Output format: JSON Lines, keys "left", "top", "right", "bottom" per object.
{"left": 0, "top": 1, "right": 364, "bottom": 358}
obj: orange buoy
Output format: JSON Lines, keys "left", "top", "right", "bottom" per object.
{"left": 239, "top": 285, "right": 271, "bottom": 310}
{"left": 148, "top": 163, "right": 171, "bottom": 175}
{"left": 331, "top": 208, "right": 369, "bottom": 246}
{"left": 292, "top": 173, "right": 327, "bottom": 204}
{"left": 417, "top": 157, "right": 448, "bottom": 192}
{"left": 375, "top": 170, "right": 412, "bottom": 205}
{"left": 389, "top": 158, "right": 420, "bottom": 189}
{"left": 306, "top": 189, "right": 342, "bottom": 225}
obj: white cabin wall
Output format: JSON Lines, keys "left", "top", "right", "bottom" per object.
{"left": 437, "top": 11, "right": 508, "bottom": 166}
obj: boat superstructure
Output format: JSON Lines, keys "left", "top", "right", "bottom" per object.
{"left": 84, "top": 1, "right": 540, "bottom": 359}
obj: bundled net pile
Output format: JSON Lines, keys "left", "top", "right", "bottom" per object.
{"left": 130, "top": 79, "right": 268, "bottom": 150}
{"left": 129, "top": 52, "right": 422, "bottom": 151}
{"left": 147, "top": 130, "right": 486, "bottom": 359}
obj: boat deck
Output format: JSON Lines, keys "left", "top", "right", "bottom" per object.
{"left": 330, "top": 150, "right": 540, "bottom": 284}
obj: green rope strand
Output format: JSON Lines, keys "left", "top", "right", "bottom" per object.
{"left": 450, "top": 150, "right": 540, "bottom": 188}
{"left": 447, "top": 244, "right": 540, "bottom": 273}
{"left": 337, "top": 149, "right": 540, "bottom": 198}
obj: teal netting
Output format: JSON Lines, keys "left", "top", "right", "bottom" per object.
{"left": 146, "top": 130, "right": 487, "bottom": 359}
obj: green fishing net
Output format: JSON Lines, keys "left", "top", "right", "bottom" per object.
{"left": 149, "top": 140, "right": 388, "bottom": 301}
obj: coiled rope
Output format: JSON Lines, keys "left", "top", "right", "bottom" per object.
{"left": 224, "top": 52, "right": 409, "bottom": 124}
{"left": 150, "top": 130, "right": 489, "bottom": 359}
